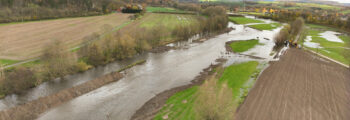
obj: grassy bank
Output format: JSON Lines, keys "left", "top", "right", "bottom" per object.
{"left": 154, "top": 61, "right": 260, "bottom": 120}
{"left": 0, "top": 72, "right": 123, "bottom": 120}
{"left": 0, "top": 59, "right": 19, "bottom": 66}
{"left": 146, "top": 7, "right": 187, "bottom": 13}
{"left": 229, "top": 17, "right": 263, "bottom": 24}
{"left": 229, "top": 40, "right": 259, "bottom": 53}
{"left": 248, "top": 23, "right": 281, "bottom": 30}
{"left": 304, "top": 25, "right": 350, "bottom": 65}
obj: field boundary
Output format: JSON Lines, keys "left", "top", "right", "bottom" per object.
{"left": 304, "top": 47, "right": 349, "bottom": 68}
{"left": 1, "top": 19, "right": 133, "bottom": 69}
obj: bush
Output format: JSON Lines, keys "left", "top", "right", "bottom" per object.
{"left": 113, "top": 34, "right": 137, "bottom": 60}
{"left": 2, "top": 67, "right": 36, "bottom": 94}
{"left": 42, "top": 40, "right": 77, "bottom": 79}
{"left": 195, "top": 76, "right": 235, "bottom": 120}
{"left": 274, "top": 27, "right": 290, "bottom": 48}
{"left": 82, "top": 43, "right": 105, "bottom": 66}
{"left": 290, "top": 17, "right": 304, "bottom": 36}
{"left": 73, "top": 61, "right": 92, "bottom": 72}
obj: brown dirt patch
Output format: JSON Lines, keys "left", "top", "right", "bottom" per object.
{"left": 0, "top": 72, "right": 123, "bottom": 120}
{"left": 236, "top": 48, "right": 350, "bottom": 120}
{"left": 131, "top": 58, "right": 226, "bottom": 120}
{"left": 0, "top": 13, "right": 131, "bottom": 60}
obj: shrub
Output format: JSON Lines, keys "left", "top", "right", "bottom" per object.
{"left": 195, "top": 75, "right": 235, "bottom": 120}
{"left": 42, "top": 40, "right": 77, "bottom": 79}
{"left": 82, "top": 43, "right": 105, "bottom": 66}
{"left": 113, "top": 34, "right": 137, "bottom": 60}
{"left": 274, "top": 27, "right": 290, "bottom": 48}
{"left": 2, "top": 67, "right": 36, "bottom": 94}
{"left": 291, "top": 17, "right": 304, "bottom": 36}
{"left": 73, "top": 61, "right": 92, "bottom": 72}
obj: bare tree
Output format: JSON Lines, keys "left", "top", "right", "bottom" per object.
{"left": 42, "top": 40, "right": 77, "bottom": 79}
{"left": 274, "top": 28, "right": 289, "bottom": 48}
{"left": 291, "top": 17, "right": 304, "bottom": 36}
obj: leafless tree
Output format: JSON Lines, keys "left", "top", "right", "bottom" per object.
{"left": 42, "top": 40, "right": 77, "bottom": 79}
{"left": 291, "top": 17, "right": 304, "bottom": 36}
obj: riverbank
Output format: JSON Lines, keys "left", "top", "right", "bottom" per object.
{"left": 131, "top": 58, "right": 226, "bottom": 120}
{"left": 0, "top": 72, "right": 123, "bottom": 120}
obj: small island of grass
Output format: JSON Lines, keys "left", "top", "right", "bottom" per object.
{"left": 229, "top": 39, "right": 260, "bottom": 53}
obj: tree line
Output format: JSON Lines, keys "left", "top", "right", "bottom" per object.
{"left": 0, "top": 6, "right": 229, "bottom": 98}
{"left": 0, "top": 0, "right": 128, "bottom": 23}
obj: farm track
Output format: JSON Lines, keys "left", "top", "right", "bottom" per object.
{"left": 236, "top": 48, "right": 350, "bottom": 120}
{"left": 0, "top": 13, "right": 131, "bottom": 60}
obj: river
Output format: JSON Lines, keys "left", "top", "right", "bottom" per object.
{"left": 35, "top": 19, "right": 282, "bottom": 120}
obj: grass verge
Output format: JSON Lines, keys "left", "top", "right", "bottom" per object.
{"left": 0, "top": 59, "right": 20, "bottom": 66}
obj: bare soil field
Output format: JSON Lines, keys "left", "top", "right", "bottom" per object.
{"left": 0, "top": 13, "right": 131, "bottom": 60}
{"left": 236, "top": 48, "right": 350, "bottom": 120}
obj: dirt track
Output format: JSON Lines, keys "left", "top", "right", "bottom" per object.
{"left": 0, "top": 13, "right": 130, "bottom": 60}
{"left": 236, "top": 48, "right": 350, "bottom": 120}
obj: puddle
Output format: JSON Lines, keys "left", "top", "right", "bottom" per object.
{"left": 319, "top": 31, "right": 343, "bottom": 43}
{"left": 304, "top": 36, "right": 322, "bottom": 48}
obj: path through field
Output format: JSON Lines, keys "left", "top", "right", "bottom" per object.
{"left": 0, "top": 13, "right": 131, "bottom": 60}
{"left": 236, "top": 48, "right": 350, "bottom": 120}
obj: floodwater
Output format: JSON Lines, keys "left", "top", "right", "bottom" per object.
{"left": 319, "top": 31, "right": 343, "bottom": 43}
{"left": 0, "top": 55, "right": 147, "bottom": 110}
{"left": 304, "top": 36, "right": 322, "bottom": 48}
{"left": 37, "top": 20, "right": 282, "bottom": 120}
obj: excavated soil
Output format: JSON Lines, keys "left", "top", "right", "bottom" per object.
{"left": 236, "top": 48, "right": 350, "bottom": 120}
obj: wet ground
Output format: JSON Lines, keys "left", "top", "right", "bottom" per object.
{"left": 36, "top": 18, "right": 282, "bottom": 120}
{"left": 0, "top": 55, "right": 147, "bottom": 110}
{"left": 319, "top": 31, "right": 343, "bottom": 43}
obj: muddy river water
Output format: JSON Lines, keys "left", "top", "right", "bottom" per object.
{"left": 1, "top": 17, "right": 283, "bottom": 120}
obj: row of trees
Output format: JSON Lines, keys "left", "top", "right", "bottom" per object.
{"left": 0, "top": 6, "right": 230, "bottom": 96}
{"left": 251, "top": 7, "right": 350, "bottom": 32}
{"left": 0, "top": 0, "right": 128, "bottom": 23}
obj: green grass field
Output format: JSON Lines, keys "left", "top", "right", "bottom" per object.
{"left": 229, "top": 39, "right": 259, "bottom": 53}
{"left": 239, "top": 12, "right": 264, "bottom": 16}
{"left": 341, "top": 10, "right": 350, "bottom": 14}
{"left": 139, "top": 14, "right": 195, "bottom": 29}
{"left": 304, "top": 26, "right": 350, "bottom": 65}
{"left": 229, "top": 17, "right": 263, "bottom": 24}
{"left": 248, "top": 23, "right": 281, "bottom": 30}
{"left": 146, "top": 7, "right": 187, "bottom": 13}
{"left": 0, "top": 59, "right": 19, "bottom": 66}
{"left": 154, "top": 61, "right": 259, "bottom": 120}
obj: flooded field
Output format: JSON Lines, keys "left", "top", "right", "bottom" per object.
{"left": 36, "top": 19, "right": 283, "bottom": 120}
{"left": 319, "top": 31, "right": 343, "bottom": 43}
{"left": 0, "top": 55, "right": 146, "bottom": 110}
